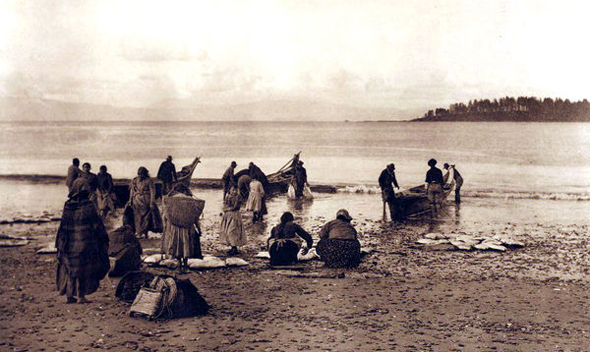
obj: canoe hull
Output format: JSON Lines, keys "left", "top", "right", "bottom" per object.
{"left": 394, "top": 183, "right": 455, "bottom": 217}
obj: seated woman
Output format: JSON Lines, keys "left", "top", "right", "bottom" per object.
{"left": 316, "top": 209, "right": 361, "bottom": 268}
{"left": 267, "top": 212, "right": 313, "bottom": 266}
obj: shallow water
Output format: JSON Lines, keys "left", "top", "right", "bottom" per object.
{"left": 1, "top": 180, "right": 587, "bottom": 231}
{"left": 1, "top": 121, "right": 589, "bottom": 200}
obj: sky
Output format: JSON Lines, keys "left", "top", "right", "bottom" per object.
{"left": 1, "top": 0, "right": 589, "bottom": 117}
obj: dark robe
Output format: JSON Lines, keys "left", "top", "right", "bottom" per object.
{"left": 56, "top": 195, "right": 110, "bottom": 297}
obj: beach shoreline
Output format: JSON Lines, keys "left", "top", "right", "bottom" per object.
{"left": 1, "top": 200, "right": 589, "bottom": 351}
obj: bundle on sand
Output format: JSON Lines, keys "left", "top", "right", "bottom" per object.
{"left": 128, "top": 274, "right": 209, "bottom": 320}
{"left": 162, "top": 195, "right": 205, "bottom": 228}
{"left": 115, "top": 271, "right": 155, "bottom": 303}
{"left": 108, "top": 225, "right": 142, "bottom": 277}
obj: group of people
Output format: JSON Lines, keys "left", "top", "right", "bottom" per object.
{"left": 379, "top": 159, "right": 464, "bottom": 220}
{"left": 66, "top": 158, "right": 115, "bottom": 218}
{"left": 222, "top": 161, "right": 269, "bottom": 223}
{"left": 56, "top": 154, "right": 462, "bottom": 303}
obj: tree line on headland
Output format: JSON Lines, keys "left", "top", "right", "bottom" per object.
{"left": 412, "top": 96, "right": 590, "bottom": 122}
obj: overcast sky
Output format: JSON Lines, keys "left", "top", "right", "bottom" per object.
{"left": 1, "top": 0, "right": 589, "bottom": 113}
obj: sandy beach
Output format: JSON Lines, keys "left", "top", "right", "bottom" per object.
{"left": 1, "top": 186, "right": 589, "bottom": 352}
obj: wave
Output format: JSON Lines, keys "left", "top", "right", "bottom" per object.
{"left": 336, "top": 185, "right": 590, "bottom": 201}
{"left": 2, "top": 174, "right": 589, "bottom": 201}
{"left": 463, "top": 190, "right": 590, "bottom": 201}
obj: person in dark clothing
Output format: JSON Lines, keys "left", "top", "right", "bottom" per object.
{"left": 378, "top": 163, "right": 401, "bottom": 220}
{"left": 66, "top": 158, "right": 80, "bottom": 192}
{"left": 56, "top": 187, "right": 110, "bottom": 303}
{"left": 222, "top": 161, "right": 237, "bottom": 200}
{"left": 267, "top": 212, "right": 313, "bottom": 266}
{"left": 293, "top": 161, "right": 308, "bottom": 198}
{"left": 316, "top": 209, "right": 361, "bottom": 268}
{"left": 80, "top": 162, "right": 99, "bottom": 209}
{"left": 96, "top": 165, "right": 115, "bottom": 218}
{"left": 248, "top": 162, "right": 269, "bottom": 191}
{"left": 157, "top": 155, "right": 177, "bottom": 196}
{"left": 425, "top": 158, "right": 444, "bottom": 217}
{"left": 81, "top": 163, "right": 98, "bottom": 192}
{"left": 444, "top": 163, "right": 464, "bottom": 204}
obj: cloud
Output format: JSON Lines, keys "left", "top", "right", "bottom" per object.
{"left": 119, "top": 37, "right": 194, "bottom": 62}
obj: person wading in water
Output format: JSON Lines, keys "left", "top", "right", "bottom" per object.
{"left": 379, "top": 163, "right": 402, "bottom": 221}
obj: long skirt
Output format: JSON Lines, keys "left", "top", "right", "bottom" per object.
{"left": 56, "top": 199, "right": 110, "bottom": 297}
{"left": 57, "top": 260, "right": 102, "bottom": 297}
{"left": 268, "top": 238, "right": 301, "bottom": 266}
{"left": 132, "top": 196, "right": 162, "bottom": 234}
{"left": 246, "top": 192, "right": 263, "bottom": 212}
{"left": 162, "top": 218, "right": 202, "bottom": 259}
{"left": 96, "top": 190, "right": 115, "bottom": 215}
{"left": 132, "top": 194, "right": 152, "bottom": 234}
{"left": 316, "top": 238, "right": 361, "bottom": 268}
{"left": 219, "top": 210, "right": 245, "bottom": 247}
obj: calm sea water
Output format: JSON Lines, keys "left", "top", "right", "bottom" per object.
{"left": 0, "top": 120, "right": 588, "bottom": 225}
{"left": 1, "top": 121, "right": 589, "bottom": 199}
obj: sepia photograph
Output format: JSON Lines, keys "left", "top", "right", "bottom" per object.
{"left": 0, "top": 1, "right": 589, "bottom": 351}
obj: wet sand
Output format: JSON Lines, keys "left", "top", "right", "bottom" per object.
{"left": 1, "top": 194, "right": 589, "bottom": 352}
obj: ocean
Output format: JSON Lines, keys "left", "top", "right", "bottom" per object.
{"left": 0, "top": 120, "right": 589, "bottom": 225}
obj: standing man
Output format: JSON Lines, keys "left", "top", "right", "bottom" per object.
{"left": 157, "top": 155, "right": 177, "bottom": 195}
{"left": 294, "top": 161, "right": 308, "bottom": 199}
{"left": 444, "top": 163, "right": 464, "bottom": 204}
{"left": 66, "top": 158, "right": 81, "bottom": 192}
{"left": 222, "top": 161, "right": 237, "bottom": 199}
{"left": 425, "top": 158, "right": 444, "bottom": 217}
{"left": 378, "top": 163, "right": 401, "bottom": 221}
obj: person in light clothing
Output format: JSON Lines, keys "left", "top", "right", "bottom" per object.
{"left": 246, "top": 176, "right": 266, "bottom": 222}
{"left": 444, "top": 163, "right": 464, "bottom": 204}
{"left": 220, "top": 186, "right": 245, "bottom": 256}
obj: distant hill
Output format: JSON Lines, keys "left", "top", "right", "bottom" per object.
{"left": 0, "top": 96, "right": 408, "bottom": 121}
{"left": 413, "top": 97, "right": 590, "bottom": 122}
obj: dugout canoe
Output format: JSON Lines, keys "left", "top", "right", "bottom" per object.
{"left": 392, "top": 169, "right": 456, "bottom": 218}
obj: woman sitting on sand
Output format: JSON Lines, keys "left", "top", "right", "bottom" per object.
{"left": 56, "top": 183, "right": 110, "bottom": 304}
{"left": 246, "top": 176, "right": 266, "bottom": 222}
{"left": 220, "top": 186, "right": 245, "bottom": 256}
{"left": 128, "top": 166, "right": 159, "bottom": 238}
{"left": 162, "top": 185, "right": 204, "bottom": 272}
{"left": 316, "top": 209, "right": 361, "bottom": 268}
{"left": 267, "top": 212, "right": 313, "bottom": 266}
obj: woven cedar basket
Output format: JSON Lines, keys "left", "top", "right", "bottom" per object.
{"left": 130, "top": 287, "right": 163, "bottom": 319}
{"left": 163, "top": 196, "right": 205, "bottom": 228}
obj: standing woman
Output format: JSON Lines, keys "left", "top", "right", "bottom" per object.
{"left": 56, "top": 185, "right": 110, "bottom": 303}
{"left": 220, "top": 186, "right": 245, "bottom": 255}
{"left": 246, "top": 176, "right": 265, "bottom": 222}
{"left": 96, "top": 165, "right": 115, "bottom": 218}
{"left": 162, "top": 185, "right": 204, "bottom": 272}
{"left": 128, "top": 166, "right": 159, "bottom": 238}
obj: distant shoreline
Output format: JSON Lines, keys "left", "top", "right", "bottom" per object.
{"left": 413, "top": 96, "right": 590, "bottom": 122}
{"left": 411, "top": 112, "right": 590, "bottom": 122}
